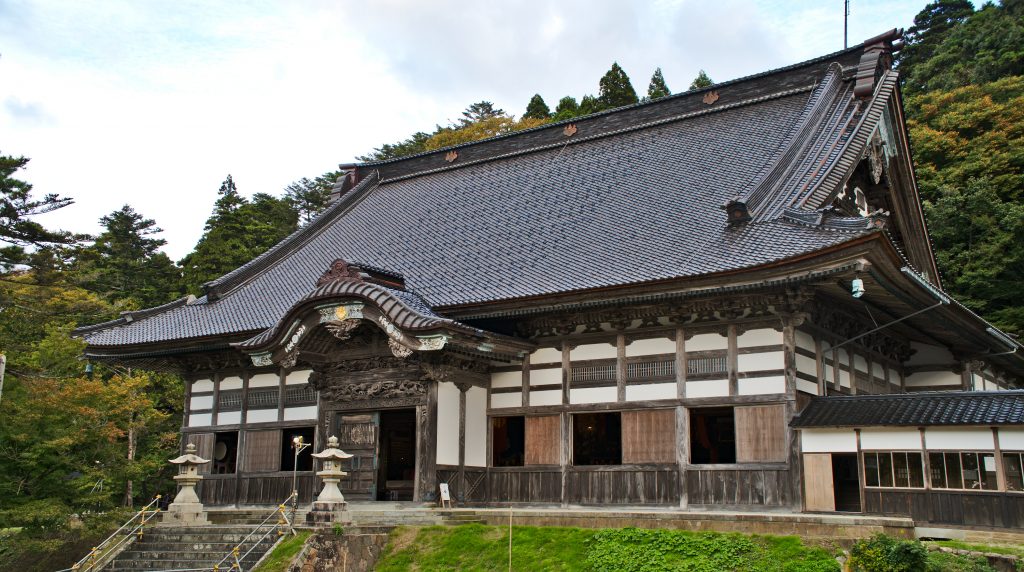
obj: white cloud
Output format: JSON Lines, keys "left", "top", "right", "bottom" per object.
{"left": 1, "top": 0, "right": 931, "bottom": 260}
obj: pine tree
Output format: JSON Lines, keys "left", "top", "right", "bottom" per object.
{"left": 460, "top": 101, "right": 505, "bottom": 126}
{"left": 897, "top": 0, "right": 975, "bottom": 84}
{"left": 283, "top": 170, "right": 345, "bottom": 224}
{"left": 74, "top": 205, "right": 181, "bottom": 307}
{"left": 578, "top": 94, "right": 606, "bottom": 116}
{"left": 689, "top": 70, "right": 714, "bottom": 90}
{"left": 0, "top": 153, "right": 77, "bottom": 270}
{"left": 647, "top": 68, "right": 671, "bottom": 100}
{"left": 598, "top": 62, "right": 639, "bottom": 108}
{"left": 523, "top": 94, "right": 551, "bottom": 120}
{"left": 553, "top": 96, "right": 580, "bottom": 121}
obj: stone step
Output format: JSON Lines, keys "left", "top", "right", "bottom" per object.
{"left": 140, "top": 531, "right": 283, "bottom": 543}
{"left": 106, "top": 556, "right": 265, "bottom": 570}
{"left": 119, "top": 543, "right": 275, "bottom": 559}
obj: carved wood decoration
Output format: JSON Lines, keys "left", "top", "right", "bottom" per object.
{"left": 321, "top": 379, "right": 426, "bottom": 403}
{"left": 316, "top": 260, "right": 362, "bottom": 287}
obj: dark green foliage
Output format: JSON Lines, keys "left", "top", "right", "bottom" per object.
{"left": 376, "top": 525, "right": 839, "bottom": 571}
{"left": 0, "top": 153, "right": 78, "bottom": 270}
{"left": 73, "top": 205, "right": 182, "bottom": 308}
{"left": 647, "top": 67, "right": 671, "bottom": 100}
{"left": 579, "top": 94, "right": 606, "bottom": 116}
{"left": 849, "top": 534, "right": 928, "bottom": 572}
{"left": 598, "top": 62, "right": 639, "bottom": 108}
{"left": 689, "top": 70, "right": 714, "bottom": 90}
{"left": 901, "top": 1, "right": 1024, "bottom": 94}
{"left": 897, "top": 0, "right": 975, "bottom": 82}
{"left": 524, "top": 94, "right": 552, "bottom": 120}
{"left": 283, "top": 169, "right": 345, "bottom": 224}
{"left": 553, "top": 96, "right": 581, "bottom": 121}
{"left": 461, "top": 101, "right": 505, "bottom": 126}
{"left": 179, "top": 175, "right": 299, "bottom": 294}
{"left": 357, "top": 131, "right": 432, "bottom": 162}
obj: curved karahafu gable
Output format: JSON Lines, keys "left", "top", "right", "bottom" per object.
{"left": 236, "top": 259, "right": 534, "bottom": 368}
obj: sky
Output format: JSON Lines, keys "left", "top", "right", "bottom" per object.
{"left": 1, "top": 0, "right": 940, "bottom": 261}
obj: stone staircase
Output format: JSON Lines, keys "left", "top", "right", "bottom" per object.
{"left": 104, "top": 525, "right": 281, "bottom": 571}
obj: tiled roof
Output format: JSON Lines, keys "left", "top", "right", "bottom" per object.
{"left": 791, "top": 392, "right": 1024, "bottom": 428}
{"left": 79, "top": 53, "right": 881, "bottom": 349}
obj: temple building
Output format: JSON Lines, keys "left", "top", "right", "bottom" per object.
{"left": 77, "top": 30, "right": 1024, "bottom": 531}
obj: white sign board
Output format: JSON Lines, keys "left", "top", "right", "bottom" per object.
{"left": 438, "top": 483, "right": 452, "bottom": 508}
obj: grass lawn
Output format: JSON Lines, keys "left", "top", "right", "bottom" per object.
{"left": 930, "top": 540, "right": 1024, "bottom": 559}
{"left": 375, "top": 524, "right": 842, "bottom": 572}
{"left": 253, "top": 530, "right": 312, "bottom": 572}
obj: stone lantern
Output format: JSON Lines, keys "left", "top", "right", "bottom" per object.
{"left": 163, "top": 442, "right": 210, "bottom": 525}
{"left": 306, "top": 436, "right": 354, "bottom": 525}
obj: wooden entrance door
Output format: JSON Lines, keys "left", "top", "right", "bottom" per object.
{"left": 333, "top": 412, "right": 380, "bottom": 501}
{"left": 803, "top": 453, "right": 836, "bottom": 511}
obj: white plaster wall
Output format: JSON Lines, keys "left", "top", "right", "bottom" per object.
{"left": 531, "top": 347, "right": 562, "bottom": 364}
{"left": 570, "top": 343, "right": 616, "bottom": 360}
{"left": 530, "top": 390, "right": 562, "bottom": 406}
{"left": 737, "top": 328, "right": 781, "bottom": 348}
{"left": 218, "top": 411, "right": 242, "bottom": 425}
{"left": 738, "top": 376, "right": 785, "bottom": 395}
{"left": 801, "top": 429, "right": 857, "bottom": 453}
{"left": 465, "top": 387, "right": 487, "bottom": 467}
{"left": 796, "top": 354, "right": 817, "bottom": 376}
{"left": 491, "top": 392, "right": 522, "bottom": 408}
{"left": 193, "top": 379, "right": 214, "bottom": 393}
{"left": 854, "top": 355, "right": 869, "bottom": 373}
{"left": 738, "top": 351, "right": 784, "bottom": 372}
{"left": 905, "top": 370, "right": 960, "bottom": 388}
{"left": 861, "top": 428, "right": 921, "bottom": 450}
{"left": 925, "top": 428, "right": 994, "bottom": 450}
{"left": 795, "top": 330, "right": 815, "bottom": 352}
{"left": 686, "top": 379, "right": 729, "bottom": 398}
{"left": 1000, "top": 428, "right": 1024, "bottom": 450}
{"left": 190, "top": 395, "right": 213, "bottom": 410}
{"left": 188, "top": 413, "right": 212, "bottom": 427}
{"left": 626, "top": 337, "right": 675, "bottom": 357}
{"left": 287, "top": 370, "right": 312, "bottom": 385}
{"left": 687, "top": 333, "right": 728, "bottom": 352}
{"left": 872, "top": 362, "right": 886, "bottom": 382}
{"left": 220, "top": 376, "right": 243, "bottom": 391}
{"left": 283, "top": 406, "right": 318, "bottom": 421}
{"left": 436, "top": 382, "right": 460, "bottom": 465}
{"left": 569, "top": 387, "right": 617, "bottom": 404}
{"left": 625, "top": 383, "right": 675, "bottom": 401}
{"left": 246, "top": 409, "right": 278, "bottom": 424}
{"left": 906, "top": 341, "right": 955, "bottom": 366}
{"left": 491, "top": 371, "right": 522, "bottom": 388}
{"left": 797, "top": 379, "right": 819, "bottom": 395}
{"left": 530, "top": 368, "right": 562, "bottom": 386}
{"left": 249, "top": 373, "right": 280, "bottom": 388}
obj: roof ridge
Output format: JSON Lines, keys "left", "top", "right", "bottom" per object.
{"left": 379, "top": 85, "right": 816, "bottom": 185}
{"left": 358, "top": 44, "right": 866, "bottom": 169}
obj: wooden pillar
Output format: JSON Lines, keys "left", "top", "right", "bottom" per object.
{"left": 561, "top": 342, "right": 571, "bottom": 405}
{"left": 182, "top": 378, "right": 193, "bottom": 432}
{"left": 993, "top": 428, "right": 1007, "bottom": 491}
{"left": 675, "top": 328, "right": 686, "bottom": 399}
{"left": 235, "top": 372, "right": 250, "bottom": 507}
{"left": 616, "top": 334, "right": 627, "bottom": 402}
{"left": 416, "top": 382, "right": 439, "bottom": 502}
{"left": 560, "top": 412, "right": 570, "bottom": 508}
{"left": 727, "top": 325, "right": 738, "bottom": 396}
{"left": 458, "top": 385, "right": 468, "bottom": 497}
{"left": 277, "top": 367, "right": 287, "bottom": 421}
{"left": 848, "top": 351, "right": 858, "bottom": 395}
{"left": 521, "top": 352, "right": 531, "bottom": 407}
{"left": 919, "top": 427, "right": 931, "bottom": 490}
{"left": 676, "top": 405, "right": 688, "bottom": 509}
{"left": 899, "top": 369, "right": 906, "bottom": 394}
{"left": 855, "top": 429, "right": 865, "bottom": 513}
{"left": 783, "top": 322, "right": 797, "bottom": 396}
{"left": 832, "top": 347, "right": 841, "bottom": 392}
{"left": 960, "top": 361, "right": 974, "bottom": 391}
{"left": 211, "top": 373, "right": 221, "bottom": 426}
{"left": 814, "top": 339, "right": 826, "bottom": 396}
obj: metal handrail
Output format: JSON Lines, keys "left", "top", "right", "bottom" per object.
{"left": 58, "top": 495, "right": 163, "bottom": 572}
{"left": 209, "top": 492, "right": 296, "bottom": 572}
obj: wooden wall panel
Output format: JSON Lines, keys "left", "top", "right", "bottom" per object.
{"left": 488, "top": 469, "right": 562, "bottom": 503}
{"left": 566, "top": 469, "right": 679, "bottom": 504}
{"left": 187, "top": 432, "right": 215, "bottom": 474}
{"left": 686, "top": 468, "right": 793, "bottom": 507}
{"left": 803, "top": 453, "right": 835, "bottom": 512}
{"left": 240, "top": 429, "right": 281, "bottom": 473}
{"left": 525, "top": 415, "right": 560, "bottom": 466}
{"left": 863, "top": 490, "right": 1023, "bottom": 529}
{"left": 622, "top": 409, "right": 676, "bottom": 464}
{"left": 735, "top": 404, "right": 787, "bottom": 462}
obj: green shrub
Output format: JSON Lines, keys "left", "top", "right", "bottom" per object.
{"left": 926, "top": 551, "right": 997, "bottom": 572}
{"left": 849, "top": 534, "right": 928, "bottom": 572}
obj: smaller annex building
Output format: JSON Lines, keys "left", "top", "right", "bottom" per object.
{"left": 77, "top": 29, "right": 1024, "bottom": 532}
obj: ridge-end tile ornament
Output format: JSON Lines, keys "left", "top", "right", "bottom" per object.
{"left": 702, "top": 90, "right": 720, "bottom": 105}
{"left": 445, "top": 150, "right": 458, "bottom": 163}
{"left": 306, "top": 435, "right": 354, "bottom": 526}
{"left": 164, "top": 443, "right": 211, "bottom": 525}
{"left": 563, "top": 123, "right": 578, "bottom": 137}
{"left": 316, "top": 259, "right": 362, "bottom": 287}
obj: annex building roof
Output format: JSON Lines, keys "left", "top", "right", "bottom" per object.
{"left": 791, "top": 391, "right": 1024, "bottom": 428}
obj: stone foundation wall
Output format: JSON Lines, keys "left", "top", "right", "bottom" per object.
{"left": 287, "top": 527, "right": 392, "bottom": 572}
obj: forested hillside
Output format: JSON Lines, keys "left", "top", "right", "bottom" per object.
{"left": 0, "top": 1, "right": 1020, "bottom": 566}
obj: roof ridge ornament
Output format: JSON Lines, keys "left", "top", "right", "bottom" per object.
{"left": 853, "top": 28, "right": 903, "bottom": 99}
{"left": 317, "top": 259, "right": 363, "bottom": 287}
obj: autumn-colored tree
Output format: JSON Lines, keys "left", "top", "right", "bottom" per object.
{"left": 424, "top": 116, "right": 548, "bottom": 151}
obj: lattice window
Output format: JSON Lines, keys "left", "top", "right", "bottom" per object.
{"left": 246, "top": 388, "right": 279, "bottom": 409}
{"left": 687, "top": 356, "right": 727, "bottom": 375}
{"left": 627, "top": 359, "right": 675, "bottom": 381}
{"left": 571, "top": 362, "right": 616, "bottom": 384}
{"left": 218, "top": 391, "right": 242, "bottom": 411}
{"left": 285, "top": 385, "right": 316, "bottom": 406}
